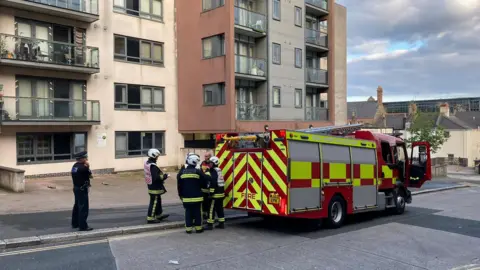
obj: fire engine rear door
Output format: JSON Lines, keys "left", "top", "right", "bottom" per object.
{"left": 232, "top": 152, "right": 263, "bottom": 211}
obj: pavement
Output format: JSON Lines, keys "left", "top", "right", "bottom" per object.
{"left": 0, "top": 187, "right": 479, "bottom": 270}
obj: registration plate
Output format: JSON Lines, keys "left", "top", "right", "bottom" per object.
{"left": 268, "top": 193, "right": 280, "bottom": 204}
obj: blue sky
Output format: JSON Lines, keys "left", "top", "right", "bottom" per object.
{"left": 337, "top": 0, "right": 480, "bottom": 102}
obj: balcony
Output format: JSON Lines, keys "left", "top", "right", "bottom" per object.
{"left": 0, "top": 34, "right": 100, "bottom": 74}
{"left": 0, "top": 96, "right": 100, "bottom": 125}
{"left": 234, "top": 6, "right": 267, "bottom": 38}
{"left": 305, "top": 107, "right": 328, "bottom": 121}
{"left": 235, "top": 55, "right": 267, "bottom": 81}
{"left": 236, "top": 103, "right": 267, "bottom": 121}
{"left": 305, "top": 0, "right": 328, "bottom": 17}
{"left": 305, "top": 28, "right": 328, "bottom": 51}
{"left": 306, "top": 68, "right": 328, "bottom": 87}
{"left": 0, "top": 0, "right": 99, "bottom": 23}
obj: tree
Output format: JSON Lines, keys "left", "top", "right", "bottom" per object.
{"left": 405, "top": 113, "right": 450, "bottom": 154}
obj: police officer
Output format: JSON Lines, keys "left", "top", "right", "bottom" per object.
{"left": 200, "top": 151, "right": 213, "bottom": 220}
{"left": 177, "top": 154, "right": 210, "bottom": 234}
{"left": 71, "top": 151, "right": 93, "bottom": 231}
{"left": 205, "top": 156, "right": 226, "bottom": 230}
{"left": 145, "top": 148, "right": 170, "bottom": 224}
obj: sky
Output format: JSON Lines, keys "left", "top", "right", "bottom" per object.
{"left": 336, "top": 0, "right": 480, "bottom": 102}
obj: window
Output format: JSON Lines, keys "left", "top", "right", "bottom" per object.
{"left": 295, "top": 89, "right": 302, "bottom": 108}
{"left": 322, "top": 144, "right": 351, "bottom": 164}
{"left": 295, "top": 48, "right": 302, "bottom": 68}
{"left": 272, "top": 86, "right": 281, "bottom": 107}
{"left": 294, "top": 6, "right": 302, "bottom": 27}
{"left": 114, "top": 83, "right": 164, "bottom": 111}
{"left": 114, "top": 35, "right": 163, "bottom": 65}
{"left": 114, "top": 0, "right": 163, "bottom": 21}
{"left": 16, "top": 133, "right": 87, "bottom": 164}
{"left": 202, "top": 0, "right": 224, "bottom": 11}
{"left": 202, "top": 34, "right": 225, "bottom": 59}
{"left": 272, "top": 43, "right": 281, "bottom": 64}
{"left": 115, "top": 131, "right": 165, "bottom": 157}
{"left": 273, "top": 0, "right": 280, "bottom": 20}
{"left": 203, "top": 83, "right": 225, "bottom": 106}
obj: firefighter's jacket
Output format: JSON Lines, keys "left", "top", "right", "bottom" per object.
{"left": 200, "top": 160, "right": 212, "bottom": 193}
{"left": 208, "top": 166, "right": 225, "bottom": 199}
{"left": 177, "top": 165, "right": 211, "bottom": 203}
{"left": 144, "top": 158, "right": 168, "bottom": 195}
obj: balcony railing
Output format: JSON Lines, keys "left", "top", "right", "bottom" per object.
{"left": 0, "top": 96, "right": 100, "bottom": 123}
{"left": 305, "top": 28, "right": 328, "bottom": 47}
{"left": 236, "top": 103, "right": 267, "bottom": 121}
{"left": 26, "top": 0, "right": 99, "bottom": 15}
{"left": 306, "top": 68, "right": 328, "bottom": 84}
{"left": 305, "top": 107, "right": 328, "bottom": 121}
{"left": 0, "top": 34, "right": 99, "bottom": 69}
{"left": 234, "top": 6, "right": 267, "bottom": 33}
{"left": 305, "top": 0, "right": 328, "bottom": 11}
{"left": 235, "top": 55, "right": 267, "bottom": 77}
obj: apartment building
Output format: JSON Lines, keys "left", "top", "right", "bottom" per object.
{"left": 0, "top": 0, "right": 179, "bottom": 176}
{"left": 176, "top": 0, "right": 347, "bottom": 148}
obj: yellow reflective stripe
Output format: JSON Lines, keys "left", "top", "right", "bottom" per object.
{"left": 148, "top": 190, "right": 165, "bottom": 195}
{"left": 208, "top": 200, "right": 215, "bottom": 224}
{"left": 205, "top": 171, "right": 211, "bottom": 176}
{"left": 290, "top": 161, "right": 312, "bottom": 179}
{"left": 329, "top": 163, "right": 347, "bottom": 180}
{"left": 147, "top": 217, "right": 156, "bottom": 221}
{"left": 182, "top": 197, "right": 203, "bottom": 203}
{"left": 312, "top": 179, "right": 321, "bottom": 188}
{"left": 209, "top": 188, "right": 215, "bottom": 193}
{"left": 181, "top": 174, "right": 200, "bottom": 179}
{"left": 218, "top": 218, "right": 225, "bottom": 222}
{"left": 195, "top": 226, "right": 203, "bottom": 231}
{"left": 212, "top": 194, "right": 225, "bottom": 198}
{"left": 201, "top": 188, "right": 209, "bottom": 193}
{"left": 287, "top": 131, "right": 376, "bottom": 148}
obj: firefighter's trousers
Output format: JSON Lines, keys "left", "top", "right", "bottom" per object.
{"left": 207, "top": 196, "right": 225, "bottom": 224}
{"left": 147, "top": 191, "right": 164, "bottom": 221}
{"left": 202, "top": 192, "right": 211, "bottom": 218}
{"left": 183, "top": 202, "right": 203, "bottom": 232}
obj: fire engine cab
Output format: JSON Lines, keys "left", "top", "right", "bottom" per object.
{"left": 214, "top": 124, "right": 432, "bottom": 228}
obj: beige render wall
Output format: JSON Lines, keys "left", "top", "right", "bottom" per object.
{"left": 0, "top": 1, "right": 181, "bottom": 175}
{"left": 430, "top": 130, "right": 480, "bottom": 167}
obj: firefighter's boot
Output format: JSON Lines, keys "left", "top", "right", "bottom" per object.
{"left": 204, "top": 223, "right": 214, "bottom": 230}
{"left": 215, "top": 222, "right": 225, "bottom": 229}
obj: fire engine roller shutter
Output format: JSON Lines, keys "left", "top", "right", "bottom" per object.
{"left": 289, "top": 140, "right": 322, "bottom": 212}
{"left": 351, "top": 147, "right": 378, "bottom": 208}
{"left": 231, "top": 152, "right": 263, "bottom": 211}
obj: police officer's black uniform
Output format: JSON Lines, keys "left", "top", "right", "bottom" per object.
{"left": 145, "top": 158, "right": 170, "bottom": 223}
{"left": 177, "top": 164, "right": 210, "bottom": 234}
{"left": 205, "top": 165, "right": 226, "bottom": 230}
{"left": 71, "top": 151, "right": 93, "bottom": 231}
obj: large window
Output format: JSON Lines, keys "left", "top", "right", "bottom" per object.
{"left": 114, "top": 35, "right": 163, "bottom": 65}
{"left": 202, "top": 0, "right": 224, "bottom": 11}
{"left": 272, "top": 86, "right": 281, "bottom": 107}
{"left": 203, "top": 83, "right": 225, "bottom": 106}
{"left": 273, "top": 0, "right": 281, "bottom": 20}
{"left": 114, "top": 83, "right": 164, "bottom": 111}
{"left": 202, "top": 34, "right": 225, "bottom": 59}
{"left": 115, "top": 131, "right": 165, "bottom": 157}
{"left": 17, "top": 133, "right": 86, "bottom": 164}
{"left": 295, "top": 48, "right": 302, "bottom": 68}
{"left": 114, "top": 0, "right": 163, "bottom": 21}
{"left": 294, "top": 6, "right": 302, "bottom": 27}
{"left": 272, "top": 43, "right": 281, "bottom": 64}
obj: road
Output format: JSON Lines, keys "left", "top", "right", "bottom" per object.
{"left": 1, "top": 187, "right": 480, "bottom": 270}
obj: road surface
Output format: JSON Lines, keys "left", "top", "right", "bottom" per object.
{"left": 1, "top": 187, "right": 480, "bottom": 270}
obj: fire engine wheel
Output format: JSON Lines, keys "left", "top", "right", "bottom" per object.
{"left": 326, "top": 195, "right": 346, "bottom": 229}
{"left": 392, "top": 190, "right": 406, "bottom": 215}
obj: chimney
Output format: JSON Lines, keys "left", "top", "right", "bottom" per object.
{"left": 439, "top": 103, "right": 450, "bottom": 117}
{"left": 377, "top": 86, "right": 383, "bottom": 105}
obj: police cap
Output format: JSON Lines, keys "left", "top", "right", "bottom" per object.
{"left": 74, "top": 151, "right": 88, "bottom": 159}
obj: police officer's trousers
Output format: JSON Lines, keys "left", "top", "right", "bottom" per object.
{"left": 183, "top": 202, "right": 203, "bottom": 233}
{"left": 147, "top": 190, "right": 165, "bottom": 221}
{"left": 72, "top": 187, "right": 89, "bottom": 229}
{"left": 207, "top": 197, "right": 225, "bottom": 225}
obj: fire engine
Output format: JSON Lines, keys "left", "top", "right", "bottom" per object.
{"left": 214, "top": 124, "right": 432, "bottom": 228}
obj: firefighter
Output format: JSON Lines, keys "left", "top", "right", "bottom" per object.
{"left": 145, "top": 148, "right": 170, "bottom": 224}
{"left": 71, "top": 151, "right": 93, "bottom": 231}
{"left": 177, "top": 154, "right": 210, "bottom": 234}
{"left": 205, "top": 156, "right": 226, "bottom": 230}
{"left": 201, "top": 151, "right": 213, "bottom": 220}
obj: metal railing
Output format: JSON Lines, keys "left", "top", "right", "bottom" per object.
{"left": 236, "top": 103, "right": 267, "bottom": 120}
{"left": 305, "top": 0, "right": 328, "bottom": 11}
{"left": 305, "top": 107, "right": 328, "bottom": 121}
{"left": 0, "top": 34, "right": 99, "bottom": 69}
{"left": 234, "top": 6, "right": 267, "bottom": 33}
{"left": 26, "top": 0, "right": 99, "bottom": 15}
{"left": 305, "top": 28, "right": 328, "bottom": 47}
{"left": 0, "top": 96, "right": 100, "bottom": 122}
{"left": 235, "top": 55, "right": 267, "bottom": 77}
{"left": 306, "top": 68, "right": 328, "bottom": 84}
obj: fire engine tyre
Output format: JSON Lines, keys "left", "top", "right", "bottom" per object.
{"left": 392, "top": 190, "right": 406, "bottom": 215}
{"left": 326, "top": 195, "right": 346, "bottom": 229}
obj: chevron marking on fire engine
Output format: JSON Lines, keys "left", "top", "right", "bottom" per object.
{"left": 249, "top": 151, "right": 279, "bottom": 214}
{"left": 216, "top": 142, "right": 233, "bottom": 208}
{"left": 233, "top": 153, "right": 247, "bottom": 208}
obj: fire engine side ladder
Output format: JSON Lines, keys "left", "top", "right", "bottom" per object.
{"left": 296, "top": 123, "right": 364, "bottom": 136}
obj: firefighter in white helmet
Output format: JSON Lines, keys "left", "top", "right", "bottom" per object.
{"left": 204, "top": 156, "right": 225, "bottom": 230}
{"left": 144, "top": 148, "right": 170, "bottom": 223}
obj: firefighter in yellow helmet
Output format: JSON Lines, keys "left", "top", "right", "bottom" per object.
{"left": 204, "top": 156, "right": 226, "bottom": 230}
{"left": 177, "top": 154, "right": 211, "bottom": 234}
